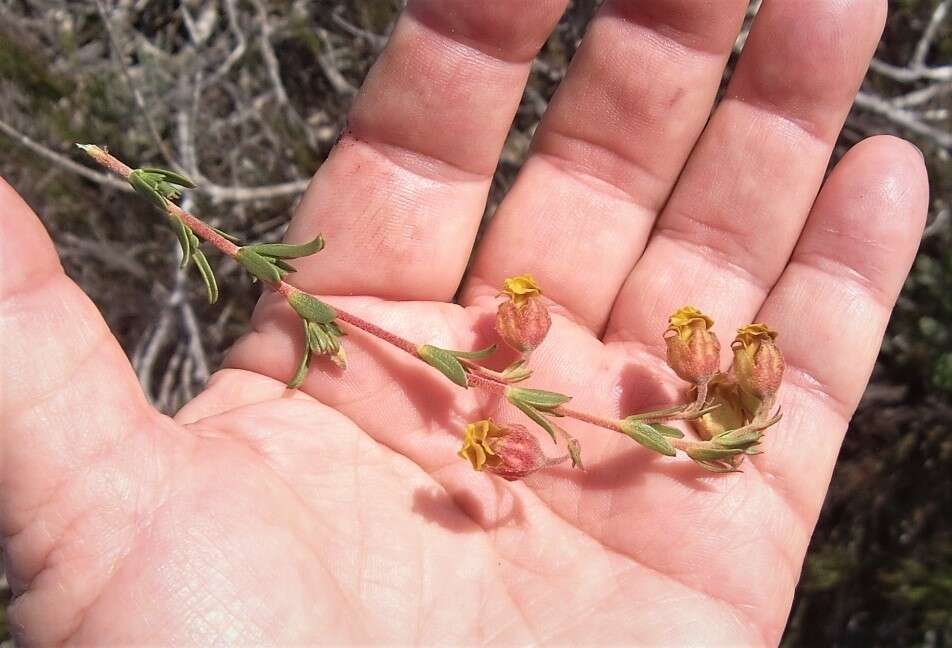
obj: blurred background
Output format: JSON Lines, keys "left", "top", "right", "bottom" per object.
{"left": 0, "top": 0, "right": 949, "bottom": 645}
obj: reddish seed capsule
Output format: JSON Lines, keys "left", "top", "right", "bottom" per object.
{"left": 457, "top": 420, "right": 552, "bottom": 481}
{"left": 496, "top": 297, "right": 551, "bottom": 355}
{"left": 663, "top": 306, "right": 721, "bottom": 385}
{"left": 732, "top": 324, "right": 785, "bottom": 400}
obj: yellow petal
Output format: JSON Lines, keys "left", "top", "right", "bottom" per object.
{"left": 665, "top": 306, "right": 714, "bottom": 341}
{"left": 500, "top": 274, "right": 542, "bottom": 307}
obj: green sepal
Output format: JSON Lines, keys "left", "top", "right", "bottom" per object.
{"left": 245, "top": 234, "right": 325, "bottom": 259}
{"left": 692, "top": 459, "right": 740, "bottom": 473}
{"left": 647, "top": 423, "right": 684, "bottom": 439}
{"left": 129, "top": 170, "right": 169, "bottom": 210}
{"left": 288, "top": 321, "right": 312, "bottom": 389}
{"left": 505, "top": 386, "right": 571, "bottom": 412}
{"left": 306, "top": 321, "right": 341, "bottom": 355}
{"left": 500, "top": 360, "right": 532, "bottom": 383}
{"left": 139, "top": 167, "right": 196, "bottom": 188}
{"left": 192, "top": 249, "right": 219, "bottom": 304}
{"left": 418, "top": 344, "right": 468, "bottom": 388}
{"left": 618, "top": 419, "right": 677, "bottom": 457}
{"left": 446, "top": 344, "right": 496, "bottom": 360}
{"left": 236, "top": 247, "right": 282, "bottom": 284}
{"left": 287, "top": 291, "right": 337, "bottom": 324}
{"left": 686, "top": 445, "right": 741, "bottom": 462}
{"left": 509, "top": 398, "right": 558, "bottom": 443}
{"left": 714, "top": 427, "right": 762, "bottom": 449}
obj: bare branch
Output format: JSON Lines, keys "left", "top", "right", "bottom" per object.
{"left": 0, "top": 118, "right": 131, "bottom": 192}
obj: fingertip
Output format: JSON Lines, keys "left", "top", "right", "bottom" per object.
{"left": 0, "top": 177, "right": 62, "bottom": 300}
{"left": 818, "top": 135, "right": 930, "bottom": 250}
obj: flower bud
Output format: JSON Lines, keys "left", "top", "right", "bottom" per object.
{"left": 495, "top": 275, "right": 551, "bottom": 354}
{"left": 664, "top": 306, "right": 721, "bottom": 384}
{"left": 457, "top": 420, "right": 552, "bottom": 481}
{"left": 732, "top": 324, "right": 784, "bottom": 400}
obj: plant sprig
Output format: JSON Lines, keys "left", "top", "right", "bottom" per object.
{"left": 79, "top": 144, "right": 786, "bottom": 479}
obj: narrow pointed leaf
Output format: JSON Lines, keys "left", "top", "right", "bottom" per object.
{"left": 268, "top": 258, "right": 298, "bottom": 273}
{"left": 236, "top": 247, "right": 282, "bottom": 283}
{"left": 192, "top": 249, "right": 219, "bottom": 304}
{"left": 693, "top": 459, "right": 740, "bottom": 473}
{"left": 505, "top": 386, "right": 572, "bottom": 411}
{"left": 287, "top": 291, "right": 337, "bottom": 323}
{"left": 510, "top": 399, "right": 558, "bottom": 443}
{"left": 500, "top": 360, "right": 532, "bottom": 383}
{"left": 128, "top": 170, "right": 168, "bottom": 210}
{"left": 618, "top": 420, "right": 676, "bottom": 457}
{"left": 418, "top": 344, "right": 468, "bottom": 388}
{"left": 211, "top": 225, "right": 241, "bottom": 243}
{"left": 686, "top": 445, "right": 741, "bottom": 462}
{"left": 446, "top": 344, "right": 496, "bottom": 360}
{"left": 246, "top": 234, "right": 325, "bottom": 259}
{"left": 140, "top": 167, "right": 196, "bottom": 188}
{"left": 172, "top": 216, "right": 192, "bottom": 269}
{"left": 288, "top": 323, "right": 312, "bottom": 389}
{"left": 647, "top": 423, "right": 684, "bottom": 439}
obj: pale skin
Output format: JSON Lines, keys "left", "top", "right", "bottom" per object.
{"left": 0, "top": 0, "right": 930, "bottom": 644}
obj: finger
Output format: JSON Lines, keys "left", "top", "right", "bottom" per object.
{"left": 282, "top": 0, "right": 566, "bottom": 301}
{"left": 0, "top": 179, "right": 170, "bottom": 582}
{"left": 462, "top": 0, "right": 748, "bottom": 330}
{"left": 605, "top": 0, "right": 887, "bottom": 344}
{"left": 746, "top": 136, "right": 927, "bottom": 525}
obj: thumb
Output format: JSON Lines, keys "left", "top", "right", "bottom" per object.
{"left": 0, "top": 177, "right": 158, "bottom": 550}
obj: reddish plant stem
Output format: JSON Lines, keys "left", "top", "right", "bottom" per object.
{"left": 82, "top": 145, "right": 703, "bottom": 451}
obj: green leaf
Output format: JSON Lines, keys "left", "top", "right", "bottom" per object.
{"left": 618, "top": 420, "right": 677, "bottom": 457}
{"left": 129, "top": 170, "right": 168, "bottom": 210}
{"left": 268, "top": 258, "right": 298, "bottom": 274}
{"left": 170, "top": 216, "right": 192, "bottom": 268}
{"left": 510, "top": 399, "right": 558, "bottom": 443}
{"left": 692, "top": 459, "right": 740, "bottom": 473}
{"left": 505, "top": 386, "right": 572, "bottom": 411}
{"left": 685, "top": 445, "right": 741, "bottom": 462}
{"left": 713, "top": 427, "right": 762, "bottom": 449}
{"left": 447, "top": 344, "right": 497, "bottom": 360}
{"left": 500, "top": 360, "right": 532, "bottom": 383}
{"left": 211, "top": 225, "right": 241, "bottom": 243}
{"left": 192, "top": 249, "right": 219, "bottom": 304}
{"left": 288, "top": 322, "right": 312, "bottom": 389}
{"left": 287, "top": 291, "right": 337, "bottom": 324}
{"left": 418, "top": 344, "right": 468, "bottom": 388}
{"left": 236, "top": 247, "right": 282, "bottom": 284}
{"left": 140, "top": 167, "right": 196, "bottom": 188}
{"left": 648, "top": 423, "right": 684, "bottom": 438}
{"left": 246, "top": 235, "right": 325, "bottom": 259}
{"left": 307, "top": 321, "right": 342, "bottom": 355}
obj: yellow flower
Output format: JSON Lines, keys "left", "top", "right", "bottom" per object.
{"left": 458, "top": 419, "right": 506, "bottom": 471}
{"left": 458, "top": 419, "right": 555, "bottom": 480}
{"left": 733, "top": 323, "right": 778, "bottom": 351}
{"left": 665, "top": 306, "right": 714, "bottom": 340}
{"left": 500, "top": 274, "right": 543, "bottom": 308}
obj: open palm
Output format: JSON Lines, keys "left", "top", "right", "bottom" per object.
{"left": 1, "top": 0, "right": 929, "bottom": 645}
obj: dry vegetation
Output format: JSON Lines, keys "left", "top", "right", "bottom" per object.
{"left": 1, "top": 0, "right": 949, "bottom": 644}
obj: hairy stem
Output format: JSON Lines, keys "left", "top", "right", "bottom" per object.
{"left": 82, "top": 145, "right": 708, "bottom": 457}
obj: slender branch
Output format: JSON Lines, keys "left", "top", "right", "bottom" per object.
{"left": 82, "top": 145, "right": 716, "bottom": 457}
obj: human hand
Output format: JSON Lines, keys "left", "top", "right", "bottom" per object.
{"left": 1, "top": 0, "right": 928, "bottom": 644}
